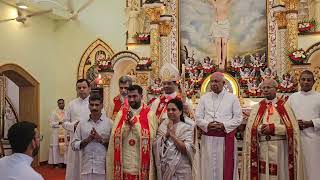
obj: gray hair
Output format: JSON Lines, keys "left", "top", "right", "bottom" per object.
{"left": 261, "top": 79, "right": 278, "bottom": 88}
{"left": 119, "top": 76, "right": 133, "bottom": 86}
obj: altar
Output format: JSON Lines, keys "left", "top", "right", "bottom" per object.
{"left": 73, "top": 0, "right": 319, "bottom": 106}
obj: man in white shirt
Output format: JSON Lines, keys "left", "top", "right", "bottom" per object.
{"left": 72, "top": 94, "right": 112, "bottom": 180}
{"left": 288, "top": 70, "right": 320, "bottom": 180}
{"left": 48, "top": 98, "right": 66, "bottom": 168}
{"left": 0, "top": 121, "right": 43, "bottom": 180}
{"left": 63, "top": 79, "right": 91, "bottom": 180}
{"left": 195, "top": 72, "right": 242, "bottom": 180}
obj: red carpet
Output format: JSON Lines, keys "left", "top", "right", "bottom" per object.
{"left": 35, "top": 165, "right": 66, "bottom": 180}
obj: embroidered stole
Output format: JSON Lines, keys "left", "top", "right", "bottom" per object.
{"left": 56, "top": 110, "right": 65, "bottom": 155}
{"left": 249, "top": 99, "right": 295, "bottom": 180}
{"left": 113, "top": 104, "right": 151, "bottom": 180}
{"left": 112, "top": 95, "right": 128, "bottom": 119}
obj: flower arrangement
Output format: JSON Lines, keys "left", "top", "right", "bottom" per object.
{"left": 288, "top": 49, "right": 307, "bottom": 65}
{"left": 136, "top": 33, "right": 150, "bottom": 43}
{"left": 298, "top": 20, "right": 316, "bottom": 33}
{"left": 136, "top": 57, "right": 152, "bottom": 70}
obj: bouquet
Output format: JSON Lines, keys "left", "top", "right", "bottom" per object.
{"left": 298, "top": 20, "right": 316, "bottom": 33}
{"left": 288, "top": 49, "right": 307, "bottom": 64}
{"left": 137, "top": 57, "right": 152, "bottom": 70}
{"left": 136, "top": 33, "right": 150, "bottom": 43}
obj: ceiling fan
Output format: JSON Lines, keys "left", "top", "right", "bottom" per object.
{"left": 30, "top": 0, "right": 95, "bottom": 20}
{"left": 67, "top": 0, "right": 95, "bottom": 20}
{"left": 0, "top": 7, "right": 52, "bottom": 24}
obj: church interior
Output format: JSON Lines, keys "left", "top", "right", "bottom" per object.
{"left": 1, "top": 0, "right": 320, "bottom": 179}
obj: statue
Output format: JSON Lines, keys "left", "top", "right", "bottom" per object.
{"left": 246, "top": 78, "right": 261, "bottom": 97}
{"left": 240, "top": 67, "right": 255, "bottom": 85}
{"left": 185, "top": 57, "right": 197, "bottom": 73}
{"left": 189, "top": 70, "right": 203, "bottom": 89}
{"left": 202, "top": 56, "right": 214, "bottom": 74}
{"left": 148, "top": 78, "right": 163, "bottom": 95}
{"left": 250, "top": 53, "right": 265, "bottom": 68}
{"left": 279, "top": 73, "right": 296, "bottom": 93}
{"left": 231, "top": 56, "right": 244, "bottom": 69}
{"left": 208, "top": 0, "right": 233, "bottom": 70}
{"left": 126, "top": 0, "right": 143, "bottom": 43}
{"left": 260, "top": 67, "right": 276, "bottom": 81}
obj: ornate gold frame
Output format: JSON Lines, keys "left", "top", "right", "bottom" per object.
{"left": 200, "top": 73, "right": 240, "bottom": 96}
{"left": 164, "top": 0, "right": 299, "bottom": 73}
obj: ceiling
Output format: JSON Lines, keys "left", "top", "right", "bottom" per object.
{"left": 0, "top": 0, "right": 72, "bottom": 20}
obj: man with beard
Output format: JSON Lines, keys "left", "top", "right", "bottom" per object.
{"left": 287, "top": 70, "right": 320, "bottom": 180}
{"left": 63, "top": 79, "right": 91, "bottom": 180}
{"left": 0, "top": 121, "right": 43, "bottom": 180}
{"left": 107, "top": 85, "right": 158, "bottom": 180}
{"left": 149, "top": 63, "right": 193, "bottom": 124}
{"left": 108, "top": 76, "right": 132, "bottom": 120}
{"left": 72, "top": 94, "right": 112, "bottom": 180}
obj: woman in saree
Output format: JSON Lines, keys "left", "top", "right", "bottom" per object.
{"left": 153, "top": 99, "right": 196, "bottom": 180}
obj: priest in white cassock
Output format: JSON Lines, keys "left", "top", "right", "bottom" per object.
{"left": 63, "top": 79, "right": 91, "bottom": 180}
{"left": 149, "top": 63, "right": 194, "bottom": 125}
{"left": 195, "top": 72, "right": 242, "bottom": 180}
{"left": 287, "top": 70, "right": 320, "bottom": 180}
{"left": 48, "top": 98, "right": 66, "bottom": 167}
{"left": 241, "top": 79, "right": 304, "bottom": 180}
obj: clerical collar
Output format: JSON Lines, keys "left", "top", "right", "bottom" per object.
{"left": 300, "top": 90, "right": 314, "bottom": 96}
{"left": 212, "top": 89, "right": 225, "bottom": 97}
{"left": 164, "top": 92, "right": 177, "bottom": 99}
{"left": 130, "top": 106, "right": 142, "bottom": 115}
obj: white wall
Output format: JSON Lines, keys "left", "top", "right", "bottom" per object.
{"left": 298, "top": 34, "right": 320, "bottom": 50}
{"left": 0, "top": 0, "right": 126, "bottom": 161}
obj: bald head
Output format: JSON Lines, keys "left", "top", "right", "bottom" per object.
{"left": 260, "top": 79, "right": 278, "bottom": 100}
{"left": 210, "top": 72, "right": 225, "bottom": 94}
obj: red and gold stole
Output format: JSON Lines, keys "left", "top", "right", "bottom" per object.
{"left": 250, "top": 98, "right": 295, "bottom": 180}
{"left": 113, "top": 95, "right": 128, "bottom": 118}
{"left": 155, "top": 95, "right": 183, "bottom": 120}
{"left": 113, "top": 104, "right": 151, "bottom": 180}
